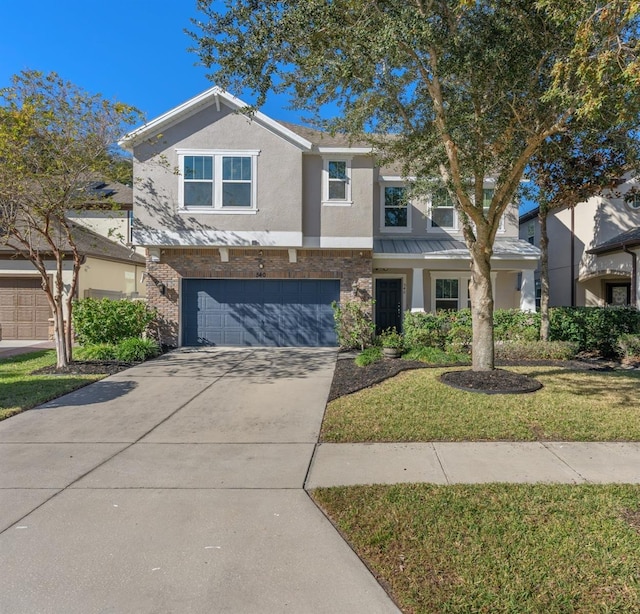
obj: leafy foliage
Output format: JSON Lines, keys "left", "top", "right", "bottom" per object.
{"left": 549, "top": 307, "right": 640, "bottom": 357}
{"left": 73, "top": 298, "right": 157, "bottom": 346}
{"left": 355, "top": 346, "right": 383, "bottom": 367}
{"left": 114, "top": 337, "right": 160, "bottom": 362}
{"left": 0, "top": 71, "right": 141, "bottom": 367}
{"left": 332, "top": 300, "right": 375, "bottom": 350}
{"left": 191, "top": 0, "right": 640, "bottom": 370}
{"left": 74, "top": 343, "right": 118, "bottom": 361}
{"left": 495, "top": 340, "right": 578, "bottom": 361}
{"left": 617, "top": 333, "right": 640, "bottom": 360}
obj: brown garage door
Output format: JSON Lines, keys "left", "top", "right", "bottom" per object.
{"left": 0, "top": 277, "right": 50, "bottom": 340}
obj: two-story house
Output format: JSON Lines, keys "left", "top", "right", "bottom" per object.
{"left": 519, "top": 180, "right": 640, "bottom": 309}
{"left": 120, "top": 87, "right": 540, "bottom": 347}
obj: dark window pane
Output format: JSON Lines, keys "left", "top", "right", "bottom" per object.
{"left": 385, "top": 186, "right": 406, "bottom": 207}
{"left": 222, "top": 156, "right": 251, "bottom": 181}
{"left": 184, "top": 156, "right": 212, "bottom": 180}
{"left": 436, "top": 278, "right": 458, "bottom": 299}
{"left": 329, "top": 181, "right": 346, "bottom": 200}
{"left": 483, "top": 188, "right": 494, "bottom": 207}
{"left": 435, "top": 299, "right": 458, "bottom": 311}
{"left": 223, "top": 183, "right": 251, "bottom": 207}
{"left": 328, "top": 160, "right": 346, "bottom": 179}
{"left": 432, "top": 208, "right": 454, "bottom": 228}
{"left": 184, "top": 182, "right": 213, "bottom": 207}
{"left": 432, "top": 188, "right": 453, "bottom": 208}
{"left": 385, "top": 207, "right": 407, "bottom": 227}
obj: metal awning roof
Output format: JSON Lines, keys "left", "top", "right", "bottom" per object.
{"left": 373, "top": 237, "right": 540, "bottom": 259}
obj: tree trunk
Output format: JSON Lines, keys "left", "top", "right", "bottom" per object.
{"left": 53, "top": 299, "right": 68, "bottom": 369}
{"left": 539, "top": 208, "right": 551, "bottom": 341}
{"left": 469, "top": 241, "right": 495, "bottom": 371}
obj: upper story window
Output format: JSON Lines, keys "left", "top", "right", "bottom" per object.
{"left": 482, "top": 188, "right": 505, "bottom": 231}
{"left": 430, "top": 188, "right": 457, "bottom": 230}
{"left": 323, "top": 157, "right": 352, "bottom": 205}
{"left": 178, "top": 149, "right": 259, "bottom": 212}
{"left": 382, "top": 185, "right": 411, "bottom": 231}
{"left": 526, "top": 221, "right": 535, "bottom": 245}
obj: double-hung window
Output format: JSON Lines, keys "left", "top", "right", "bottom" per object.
{"left": 178, "top": 150, "right": 259, "bottom": 211}
{"left": 433, "top": 275, "right": 472, "bottom": 311}
{"left": 382, "top": 186, "right": 410, "bottom": 231}
{"left": 430, "top": 188, "right": 456, "bottom": 230}
{"left": 322, "top": 157, "right": 352, "bottom": 205}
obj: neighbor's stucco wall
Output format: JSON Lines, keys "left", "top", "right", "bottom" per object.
{"left": 78, "top": 257, "right": 146, "bottom": 299}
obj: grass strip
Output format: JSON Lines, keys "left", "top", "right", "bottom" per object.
{"left": 321, "top": 366, "right": 640, "bottom": 442}
{"left": 313, "top": 483, "right": 640, "bottom": 613}
{"left": 0, "top": 350, "right": 105, "bottom": 420}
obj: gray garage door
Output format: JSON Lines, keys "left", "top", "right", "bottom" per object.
{"left": 182, "top": 279, "right": 340, "bottom": 347}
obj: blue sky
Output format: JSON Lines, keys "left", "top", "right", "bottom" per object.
{"left": 0, "top": 0, "right": 300, "bottom": 125}
{"left": 2, "top": 0, "right": 536, "bottom": 212}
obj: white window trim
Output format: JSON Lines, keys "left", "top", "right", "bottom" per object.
{"left": 322, "top": 156, "right": 352, "bottom": 206}
{"left": 431, "top": 273, "right": 471, "bottom": 311}
{"left": 428, "top": 191, "right": 458, "bottom": 233}
{"left": 380, "top": 182, "right": 412, "bottom": 233}
{"left": 177, "top": 149, "right": 260, "bottom": 212}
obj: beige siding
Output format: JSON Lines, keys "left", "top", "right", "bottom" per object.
{"left": 78, "top": 257, "right": 146, "bottom": 299}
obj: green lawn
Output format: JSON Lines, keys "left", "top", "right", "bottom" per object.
{"left": 322, "top": 366, "right": 640, "bottom": 442}
{"left": 0, "top": 350, "right": 105, "bottom": 420}
{"left": 313, "top": 483, "right": 640, "bottom": 613}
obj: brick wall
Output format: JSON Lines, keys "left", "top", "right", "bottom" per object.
{"left": 146, "top": 247, "right": 373, "bottom": 346}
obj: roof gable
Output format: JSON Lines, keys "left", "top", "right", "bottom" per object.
{"left": 119, "top": 87, "right": 313, "bottom": 151}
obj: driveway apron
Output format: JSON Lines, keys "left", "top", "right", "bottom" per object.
{"left": 0, "top": 347, "right": 399, "bottom": 614}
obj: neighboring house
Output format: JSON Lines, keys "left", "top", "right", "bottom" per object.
{"left": 519, "top": 179, "right": 640, "bottom": 309}
{"left": 0, "top": 182, "right": 146, "bottom": 340}
{"left": 120, "top": 87, "right": 540, "bottom": 348}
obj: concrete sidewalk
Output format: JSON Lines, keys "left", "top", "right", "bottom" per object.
{"left": 0, "top": 347, "right": 400, "bottom": 614}
{"left": 306, "top": 441, "right": 640, "bottom": 488}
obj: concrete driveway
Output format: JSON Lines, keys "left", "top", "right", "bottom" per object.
{"left": 0, "top": 347, "right": 399, "bottom": 614}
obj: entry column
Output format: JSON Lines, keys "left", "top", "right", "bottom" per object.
{"left": 411, "top": 268, "right": 425, "bottom": 312}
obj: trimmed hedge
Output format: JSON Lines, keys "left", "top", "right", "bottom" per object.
{"left": 403, "top": 307, "right": 640, "bottom": 358}
{"left": 548, "top": 307, "right": 640, "bottom": 358}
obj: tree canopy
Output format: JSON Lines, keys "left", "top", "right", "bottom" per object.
{"left": 0, "top": 70, "right": 141, "bottom": 367}
{"left": 192, "top": 0, "right": 640, "bottom": 369}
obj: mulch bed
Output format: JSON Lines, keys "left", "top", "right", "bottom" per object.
{"left": 34, "top": 361, "right": 135, "bottom": 376}
{"left": 329, "top": 355, "right": 614, "bottom": 400}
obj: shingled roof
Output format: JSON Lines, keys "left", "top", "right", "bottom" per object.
{"left": 0, "top": 221, "right": 144, "bottom": 265}
{"left": 586, "top": 227, "right": 640, "bottom": 254}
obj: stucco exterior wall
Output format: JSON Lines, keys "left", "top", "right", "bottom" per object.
{"left": 133, "top": 104, "right": 304, "bottom": 247}
{"left": 77, "top": 257, "right": 146, "bottom": 299}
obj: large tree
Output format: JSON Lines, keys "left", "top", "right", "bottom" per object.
{"left": 526, "top": 126, "right": 640, "bottom": 341}
{"left": 0, "top": 71, "right": 141, "bottom": 367}
{"left": 191, "top": 0, "right": 639, "bottom": 370}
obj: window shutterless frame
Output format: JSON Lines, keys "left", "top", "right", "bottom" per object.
{"left": 322, "top": 157, "right": 352, "bottom": 205}
{"left": 177, "top": 149, "right": 259, "bottom": 212}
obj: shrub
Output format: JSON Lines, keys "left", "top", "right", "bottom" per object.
{"left": 378, "top": 327, "right": 404, "bottom": 349}
{"left": 355, "top": 346, "right": 383, "bottom": 366}
{"left": 74, "top": 343, "right": 117, "bottom": 360}
{"left": 549, "top": 307, "right": 640, "bottom": 357}
{"left": 114, "top": 337, "right": 160, "bottom": 362}
{"left": 493, "top": 309, "right": 540, "bottom": 342}
{"left": 73, "top": 298, "right": 157, "bottom": 345}
{"left": 332, "top": 300, "right": 375, "bottom": 350}
{"left": 403, "top": 346, "right": 470, "bottom": 365}
{"left": 495, "top": 340, "right": 578, "bottom": 361}
{"left": 403, "top": 311, "right": 448, "bottom": 349}
{"left": 617, "top": 334, "right": 640, "bottom": 361}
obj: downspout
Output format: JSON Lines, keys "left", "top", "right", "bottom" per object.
{"left": 623, "top": 245, "right": 637, "bottom": 308}
{"left": 570, "top": 207, "right": 575, "bottom": 306}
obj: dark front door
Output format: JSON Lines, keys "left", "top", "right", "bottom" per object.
{"left": 375, "top": 278, "right": 402, "bottom": 334}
